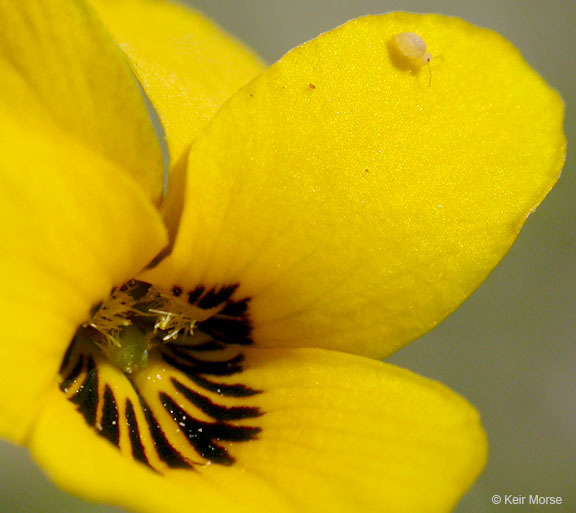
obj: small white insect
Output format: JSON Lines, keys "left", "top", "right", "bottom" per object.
{"left": 390, "top": 32, "right": 434, "bottom": 85}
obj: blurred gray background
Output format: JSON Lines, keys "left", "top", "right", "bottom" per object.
{"left": 1, "top": 1, "right": 573, "bottom": 512}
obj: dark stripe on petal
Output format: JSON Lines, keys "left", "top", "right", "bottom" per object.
{"left": 125, "top": 399, "right": 150, "bottom": 466}
{"left": 138, "top": 396, "right": 192, "bottom": 469}
{"left": 197, "top": 317, "right": 252, "bottom": 345}
{"left": 170, "top": 346, "right": 245, "bottom": 368}
{"left": 171, "top": 340, "right": 226, "bottom": 352}
{"left": 186, "top": 373, "right": 262, "bottom": 398}
{"left": 201, "top": 420, "right": 261, "bottom": 442}
{"left": 187, "top": 286, "right": 205, "bottom": 305}
{"left": 70, "top": 356, "right": 99, "bottom": 426}
{"left": 171, "top": 378, "right": 262, "bottom": 421}
{"left": 197, "top": 285, "right": 239, "bottom": 310}
{"left": 160, "top": 393, "right": 234, "bottom": 465}
{"left": 101, "top": 386, "right": 120, "bottom": 446}
{"left": 219, "top": 298, "right": 249, "bottom": 317}
{"left": 162, "top": 350, "right": 243, "bottom": 377}
{"left": 59, "top": 354, "right": 84, "bottom": 393}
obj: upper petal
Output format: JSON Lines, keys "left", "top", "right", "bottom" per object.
{"left": 89, "top": 0, "right": 265, "bottom": 165}
{"left": 146, "top": 13, "right": 565, "bottom": 358}
{"left": 0, "top": 0, "right": 165, "bottom": 202}
{"left": 0, "top": 0, "right": 168, "bottom": 442}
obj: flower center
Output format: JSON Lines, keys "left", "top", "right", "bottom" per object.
{"left": 59, "top": 280, "right": 262, "bottom": 472}
{"left": 79, "top": 280, "right": 219, "bottom": 374}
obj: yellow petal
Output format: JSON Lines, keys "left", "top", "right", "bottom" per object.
{"left": 146, "top": 13, "right": 565, "bottom": 358}
{"left": 0, "top": 126, "right": 167, "bottom": 443}
{"left": 0, "top": 0, "right": 168, "bottom": 442}
{"left": 30, "top": 384, "right": 243, "bottom": 513}
{"left": 89, "top": 0, "right": 265, "bottom": 165}
{"left": 32, "top": 345, "right": 486, "bottom": 513}
{"left": 0, "top": 0, "right": 165, "bottom": 202}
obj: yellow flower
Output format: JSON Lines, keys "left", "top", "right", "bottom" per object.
{"left": 0, "top": 1, "right": 565, "bottom": 512}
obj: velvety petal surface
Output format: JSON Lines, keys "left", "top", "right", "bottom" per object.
{"left": 32, "top": 346, "right": 486, "bottom": 513}
{"left": 145, "top": 13, "right": 565, "bottom": 358}
{"left": 0, "top": 0, "right": 168, "bottom": 442}
{"left": 89, "top": 0, "right": 265, "bottom": 165}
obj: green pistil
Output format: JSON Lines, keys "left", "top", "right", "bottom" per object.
{"left": 106, "top": 325, "right": 149, "bottom": 374}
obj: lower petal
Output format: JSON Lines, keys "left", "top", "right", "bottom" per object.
{"left": 31, "top": 345, "right": 486, "bottom": 513}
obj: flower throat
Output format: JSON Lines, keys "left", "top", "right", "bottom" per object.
{"left": 76, "top": 279, "right": 255, "bottom": 373}
{"left": 81, "top": 280, "right": 208, "bottom": 373}
{"left": 59, "top": 279, "right": 262, "bottom": 472}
